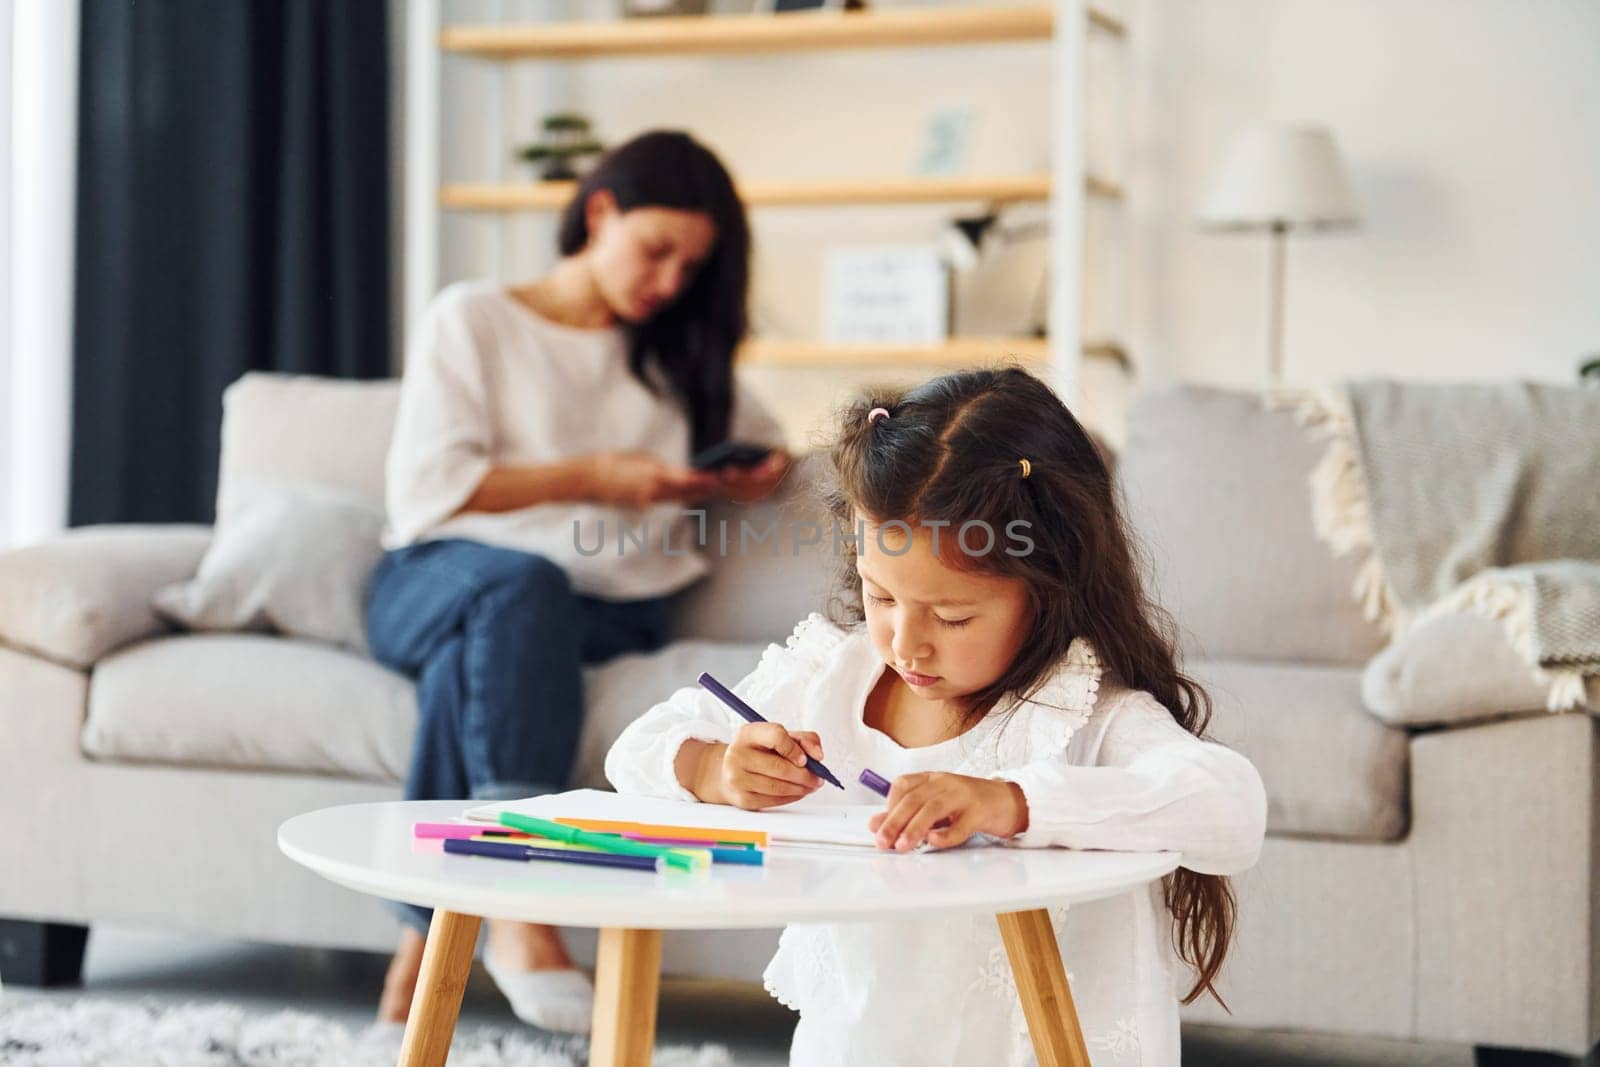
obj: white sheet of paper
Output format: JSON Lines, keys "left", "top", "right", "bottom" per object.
{"left": 465, "top": 789, "right": 881, "bottom": 849}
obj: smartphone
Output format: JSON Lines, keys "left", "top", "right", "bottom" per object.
{"left": 690, "top": 440, "right": 773, "bottom": 471}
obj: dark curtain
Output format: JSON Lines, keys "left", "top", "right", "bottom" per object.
{"left": 71, "top": 0, "right": 391, "bottom": 525}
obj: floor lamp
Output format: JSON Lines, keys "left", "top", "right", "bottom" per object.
{"left": 1199, "top": 125, "right": 1360, "bottom": 382}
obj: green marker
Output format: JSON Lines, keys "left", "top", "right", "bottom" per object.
{"left": 497, "top": 812, "right": 707, "bottom": 872}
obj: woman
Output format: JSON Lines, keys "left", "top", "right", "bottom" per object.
{"left": 368, "top": 130, "right": 790, "bottom": 1030}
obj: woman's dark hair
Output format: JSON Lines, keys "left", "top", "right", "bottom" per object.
{"left": 825, "top": 364, "right": 1238, "bottom": 1007}
{"left": 558, "top": 130, "right": 749, "bottom": 454}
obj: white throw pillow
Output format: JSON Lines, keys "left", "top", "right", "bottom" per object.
{"left": 153, "top": 480, "right": 385, "bottom": 653}
{"left": 1362, "top": 610, "right": 1598, "bottom": 726}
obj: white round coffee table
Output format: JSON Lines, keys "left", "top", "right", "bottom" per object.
{"left": 279, "top": 800, "right": 1180, "bottom": 1067}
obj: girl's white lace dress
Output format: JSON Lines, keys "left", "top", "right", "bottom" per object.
{"left": 605, "top": 614, "right": 1266, "bottom": 1067}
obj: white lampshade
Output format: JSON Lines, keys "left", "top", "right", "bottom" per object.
{"left": 1199, "top": 124, "right": 1360, "bottom": 231}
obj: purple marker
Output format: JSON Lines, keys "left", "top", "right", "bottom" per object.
{"left": 861, "top": 768, "right": 953, "bottom": 831}
{"left": 859, "top": 768, "right": 893, "bottom": 797}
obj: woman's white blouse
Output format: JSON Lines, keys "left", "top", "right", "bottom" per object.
{"left": 384, "top": 281, "right": 786, "bottom": 601}
{"left": 606, "top": 614, "right": 1267, "bottom": 1067}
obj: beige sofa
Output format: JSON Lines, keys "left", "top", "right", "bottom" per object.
{"left": 0, "top": 374, "right": 1594, "bottom": 1064}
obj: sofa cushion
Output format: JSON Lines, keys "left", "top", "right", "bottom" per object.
{"left": 82, "top": 632, "right": 767, "bottom": 788}
{"left": 0, "top": 525, "right": 212, "bottom": 669}
{"left": 217, "top": 373, "right": 400, "bottom": 513}
{"left": 1193, "top": 658, "right": 1409, "bottom": 841}
{"left": 673, "top": 452, "right": 839, "bottom": 647}
{"left": 153, "top": 481, "right": 386, "bottom": 654}
{"left": 217, "top": 372, "right": 833, "bottom": 650}
{"left": 1118, "top": 385, "right": 1385, "bottom": 665}
{"left": 83, "top": 634, "right": 418, "bottom": 782}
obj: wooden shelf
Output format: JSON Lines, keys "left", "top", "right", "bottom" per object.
{"left": 739, "top": 337, "right": 1129, "bottom": 369}
{"left": 426, "top": 5, "right": 1131, "bottom": 387}
{"left": 441, "top": 174, "right": 1121, "bottom": 211}
{"left": 441, "top": 5, "right": 1122, "bottom": 60}
{"left": 740, "top": 338, "right": 1046, "bottom": 367}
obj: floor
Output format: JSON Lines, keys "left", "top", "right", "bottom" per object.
{"left": 2, "top": 925, "right": 1489, "bottom": 1065}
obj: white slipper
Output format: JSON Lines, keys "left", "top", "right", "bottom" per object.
{"left": 482, "top": 956, "right": 594, "bottom": 1034}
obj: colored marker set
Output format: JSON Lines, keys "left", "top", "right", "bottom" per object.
{"left": 416, "top": 812, "right": 767, "bottom": 875}
{"left": 423, "top": 672, "right": 900, "bottom": 875}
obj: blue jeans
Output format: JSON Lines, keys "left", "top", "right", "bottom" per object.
{"left": 367, "top": 538, "right": 673, "bottom": 932}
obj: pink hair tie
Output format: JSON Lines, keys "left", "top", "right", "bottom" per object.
{"left": 868, "top": 407, "right": 891, "bottom": 425}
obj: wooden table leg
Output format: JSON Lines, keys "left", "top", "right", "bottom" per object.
{"left": 589, "top": 927, "right": 663, "bottom": 1067}
{"left": 997, "top": 908, "right": 1092, "bottom": 1067}
{"left": 398, "top": 909, "right": 482, "bottom": 1067}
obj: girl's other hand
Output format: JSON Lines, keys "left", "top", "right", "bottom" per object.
{"left": 868, "top": 772, "right": 1029, "bottom": 851}
{"left": 720, "top": 722, "right": 825, "bottom": 810}
{"left": 591, "top": 451, "right": 719, "bottom": 508}
{"left": 715, "top": 449, "right": 791, "bottom": 504}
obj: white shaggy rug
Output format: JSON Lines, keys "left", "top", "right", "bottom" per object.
{"left": 0, "top": 998, "right": 734, "bottom": 1066}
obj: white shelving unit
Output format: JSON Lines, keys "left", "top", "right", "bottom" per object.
{"left": 404, "top": 2, "right": 1126, "bottom": 408}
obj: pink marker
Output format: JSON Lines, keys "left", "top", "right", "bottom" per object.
{"left": 413, "top": 821, "right": 532, "bottom": 840}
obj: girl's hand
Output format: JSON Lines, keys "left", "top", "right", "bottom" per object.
{"left": 590, "top": 451, "right": 719, "bottom": 508}
{"left": 868, "top": 772, "right": 1030, "bottom": 851}
{"left": 715, "top": 449, "right": 791, "bottom": 504}
{"left": 720, "top": 722, "right": 826, "bottom": 810}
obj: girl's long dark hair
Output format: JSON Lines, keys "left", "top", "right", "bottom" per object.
{"left": 558, "top": 130, "right": 749, "bottom": 453}
{"left": 825, "top": 365, "right": 1237, "bottom": 1006}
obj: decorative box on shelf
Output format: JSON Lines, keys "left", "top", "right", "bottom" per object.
{"left": 821, "top": 244, "right": 949, "bottom": 346}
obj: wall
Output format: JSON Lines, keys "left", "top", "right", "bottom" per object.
{"left": 1126, "top": 0, "right": 1600, "bottom": 392}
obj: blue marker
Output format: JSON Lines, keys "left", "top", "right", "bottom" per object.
{"left": 444, "top": 837, "right": 664, "bottom": 872}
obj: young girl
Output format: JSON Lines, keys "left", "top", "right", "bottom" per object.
{"left": 606, "top": 366, "right": 1266, "bottom": 1065}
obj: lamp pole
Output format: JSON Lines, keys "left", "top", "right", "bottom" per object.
{"left": 1200, "top": 127, "right": 1359, "bottom": 383}
{"left": 1267, "top": 220, "right": 1288, "bottom": 383}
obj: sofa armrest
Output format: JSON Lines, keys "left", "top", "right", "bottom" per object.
{"left": 0, "top": 525, "right": 212, "bottom": 668}
{"left": 1408, "top": 710, "right": 1599, "bottom": 1052}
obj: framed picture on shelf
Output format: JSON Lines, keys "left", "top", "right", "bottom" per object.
{"left": 821, "top": 245, "right": 948, "bottom": 345}
{"left": 915, "top": 108, "right": 975, "bottom": 177}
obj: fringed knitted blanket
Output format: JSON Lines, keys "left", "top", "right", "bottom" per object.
{"left": 1283, "top": 380, "right": 1600, "bottom": 711}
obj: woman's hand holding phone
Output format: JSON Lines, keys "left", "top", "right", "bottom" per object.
{"left": 715, "top": 448, "right": 791, "bottom": 503}
{"left": 581, "top": 446, "right": 790, "bottom": 509}
{"left": 590, "top": 451, "right": 719, "bottom": 508}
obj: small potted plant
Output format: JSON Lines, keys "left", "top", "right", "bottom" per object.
{"left": 1581, "top": 354, "right": 1600, "bottom": 388}
{"left": 517, "top": 114, "right": 605, "bottom": 181}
